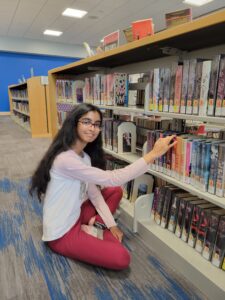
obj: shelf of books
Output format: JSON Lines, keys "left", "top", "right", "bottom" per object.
{"left": 48, "top": 8, "right": 225, "bottom": 298}
{"left": 8, "top": 76, "right": 50, "bottom": 138}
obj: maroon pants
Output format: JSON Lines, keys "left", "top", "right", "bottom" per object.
{"left": 48, "top": 186, "right": 130, "bottom": 270}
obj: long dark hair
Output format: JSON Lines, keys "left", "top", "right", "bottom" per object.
{"left": 29, "top": 103, "right": 106, "bottom": 201}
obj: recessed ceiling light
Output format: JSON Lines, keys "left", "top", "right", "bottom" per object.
{"left": 62, "top": 8, "right": 87, "bottom": 18}
{"left": 43, "top": 30, "right": 63, "bottom": 36}
{"left": 183, "top": 0, "right": 214, "bottom": 6}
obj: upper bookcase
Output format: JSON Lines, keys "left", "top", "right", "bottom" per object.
{"left": 48, "top": 8, "right": 225, "bottom": 136}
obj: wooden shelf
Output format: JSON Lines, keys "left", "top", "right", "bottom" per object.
{"left": 12, "top": 97, "right": 29, "bottom": 102}
{"left": 8, "top": 77, "right": 50, "bottom": 138}
{"left": 13, "top": 108, "right": 30, "bottom": 117}
{"left": 104, "top": 148, "right": 225, "bottom": 209}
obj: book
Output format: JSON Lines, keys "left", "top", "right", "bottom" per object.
{"left": 103, "top": 30, "right": 120, "bottom": 51}
{"left": 193, "top": 61, "right": 203, "bottom": 115}
{"left": 195, "top": 207, "right": 220, "bottom": 253}
{"left": 114, "top": 73, "right": 128, "bottom": 106}
{"left": 207, "top": 54, "right": 222, "bottom": 116}
{"left": 167, "top": 192, "right": 190, "bottom": 232}
{"left": 211, "top": 215, "right": 225, "bottom": 268}
{"left": 175, "top": 196, "right": 198, "bottom": 238}
{"left": 154, "top": 186, "right": 168, "bottom": 225}
{"left": 215, "top": 144, "right": 225, "bottom": 197}
{"left": 215, "top": 56, "right": 225, "bottom": 116}
{"left": 181, "top": 200, "right": 207, "bottom": 242}
{"left": 165, "top": 8, "right": 192, "bottom": 29}
{"left": 188, "top": 203, "right": 216, "bottom": 248}
{"left": 202, "top": 209, "right": 225, "bottom": 261}
{"left": 160, "top": 187, "right": 183, "bottom": 228}
{"left": 180, "top": 60, "right": 190, "bottom": 114}
{"left": 199, "top": 60, "right": 212, "bottom": 116}
{"left": 123, "top": 27, "right": 133, "bottom": 43}
{"left": 131, "top": 18, "right": 154, "bottom": 40}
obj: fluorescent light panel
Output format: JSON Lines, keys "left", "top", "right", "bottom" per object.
{"left": 62, "top": 8, "right": 87, "bottom": 18}
{"left": 183, "top": 0, "right": 214, "bottom": 6}
{"left": 43, "top": 30, "right": 62, "bottom": 36}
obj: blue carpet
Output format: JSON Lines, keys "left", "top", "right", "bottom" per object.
{"left": 0, "top": 178, "right": 206, "bottom": 300}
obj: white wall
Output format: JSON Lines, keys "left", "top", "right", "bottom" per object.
{"left": 0, "top": 36, "right": 86, "bottom": 58}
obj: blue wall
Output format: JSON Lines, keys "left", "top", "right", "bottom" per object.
{"left": 0, "top": 52, "right": 80, "bottom": 112}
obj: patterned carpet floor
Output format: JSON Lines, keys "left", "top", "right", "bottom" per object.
{"left": 0, "top": 117, "right": 207, "bottom": 300}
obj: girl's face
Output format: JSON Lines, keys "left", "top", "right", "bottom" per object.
{"left": 77, "top": 111, "right": 102, "bottom": 144}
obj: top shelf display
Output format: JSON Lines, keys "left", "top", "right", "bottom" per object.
{"left": 49, "top": 9, "right": 225, "bottom": 76}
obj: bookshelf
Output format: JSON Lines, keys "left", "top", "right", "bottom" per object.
{"left": 8, "top": 76, "right": 50, "bottom": 138}
{"left": 48, "top": 8, "right": 225, "bottom": 299}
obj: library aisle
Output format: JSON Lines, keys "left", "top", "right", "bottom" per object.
{"left": 0, "top": 116, "right": 206, "bottom": 300}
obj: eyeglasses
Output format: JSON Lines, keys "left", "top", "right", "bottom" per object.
{"left": 78, "top": 119, "right": 102, "bottom": 130}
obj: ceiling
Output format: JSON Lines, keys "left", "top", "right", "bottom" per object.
{"left": 0, "top": 0, "right": 225, "bottom": 48}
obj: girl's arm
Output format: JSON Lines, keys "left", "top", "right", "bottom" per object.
{"left": 53, "top": 135, "right": 176, "bottom": 187}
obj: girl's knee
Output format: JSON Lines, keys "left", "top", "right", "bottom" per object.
{"left": 114, "top": 247, "right": 131, "bottom": 270}
{"left": 113, "top": 186, "right": 123, "bottom": 199}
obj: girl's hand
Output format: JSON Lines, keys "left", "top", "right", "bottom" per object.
{"left": 109, "top": 226, "right": 123, "bottom": 242}
{"left": 143, "top": 135, "right": 177, "bottom": 164}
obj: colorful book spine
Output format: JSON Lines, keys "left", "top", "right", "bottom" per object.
{"left": 186, "top": 59, "right": 197, "bottom": 114}
{"left": 173, "top": 65, "right": 183, "bottom": 113}
{"left": 193, "top": 61, "right": 203, "bottom": 115}
{"left": 180, "top": 60, "right": 190, "bottom": 114}
{"left": 199, "top": 60, "right": 212, "bottom": 116}
{"left": 215, "top": 56, "right": 225, "bottom": 116}
{"left": 207, "top": 54, "right": 221, "bottom": 116}
{"left": 215, "top": 144, "right": 225, "bottom": 197}
{"left": 185, "top": 139, "right": 192, "bottom": 184}
{"left": 208, "top": 142, "right": 222, "bottom": 194}
{"left": 163, "top": 68, "right": 171, "bottom": 112}
{"left": 153, "top": 68, "right": 160, "bottom": 111}
{"left": 211, "top": 215, "right": 225, "bottom": 268}
{"left": 169, "top": 63, "right": 177, "bottom": 113}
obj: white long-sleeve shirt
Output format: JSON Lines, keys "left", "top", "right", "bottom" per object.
{"left": 42, "top": 149, "right": 149, "bottom": 241}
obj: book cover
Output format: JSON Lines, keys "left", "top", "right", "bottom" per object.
{"left": 131, "top": 18, "right": 154, "bottom": 40}
{"left": 188, "top": 203, "right": 216, "bottom": 248}
{"left": 165, "top": 8, "right": 192, "bottom": 29}
{"left": 175, "top": 196, "right": 198, "bottom": 238}
{"left": 158, "top": 68, "right": 165, "bottom": 112}
{"left": 215, "top": 56, "right": 225, "bottom": 116}
{"left": 180, "top": 60, "right": 190, "bottom": 114}
{"left": 186, "top": 59, "right": 197, "bottom": 114}
{"left": 160, "top": 187, "right": 183, "bottom": 228}
{"left": 114, "top": 73, "right": 128, "bottom": 106}
{"left": 153, "top": 68, "right": 160, "bottom": 111}
{"left": 202, "top": 209, "right": 225, "bottom": 261}
{"left": 208, "top": 142, "right": 224, "bottom": 194}
{"left": 169, "top": 63, "right": 178, "bottom": 113}
{"left": 199, "top": 141, "right": 212, "bottom": 192}
{"left": 199, "top": 60, "right": 212, "bottom": 116}
{"left": 103, "top": 30, "right": 119, "bottom": 51}
{"left": 195, "top": 207, "right": 220, "bottom": 253}
{"left": 181, "top": 199, "right": 207, "bottom": 242}
{"left": 154, "top": 186, "right": 167, "bottom": 225}
{"left": 193, "top": 61, "right": 203, "bottom": 115}
{"left": 211, "top": 215, "right": 225, "bottom": 268}
{"left": 168, "top": 192, "right": 190, "bottom": 232}
{"left": 173, "top": 65, "right": 183, "bottom": 113}
{"left": 215, "top": 144, "right": 225, "bottom": 197}
{"left": 207, "top": 54, "right": 221, "bottom": 116}
{"left": 163, "top": 68, "right": 171, "bottom": 112}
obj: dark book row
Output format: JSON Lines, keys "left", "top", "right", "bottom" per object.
{"left": 152, "top": 185, "right": 225, "bottom": 270}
